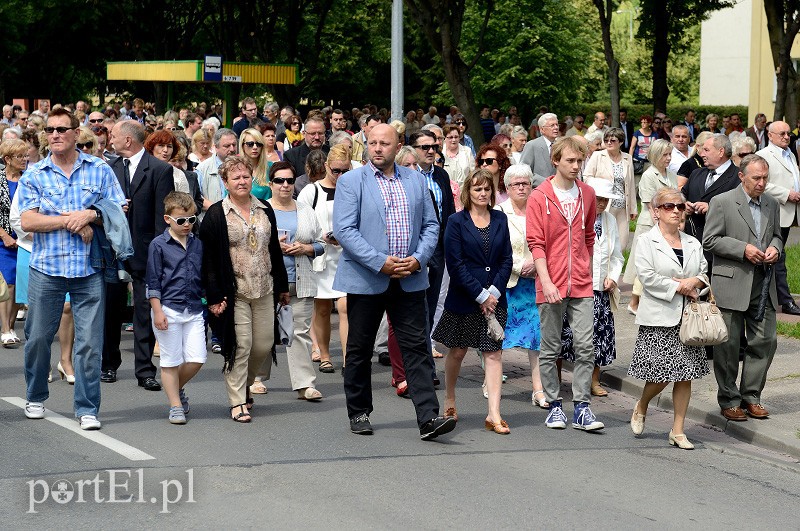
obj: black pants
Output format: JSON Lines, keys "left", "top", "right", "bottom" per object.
{"left": 101, "top": 271, "right": 156, "bottom": 379}
{"left": 345, "top": 281, "right": 439, "bottom": 426}
{"left": 775, "top": 226, "right": 793, "bottom": 306}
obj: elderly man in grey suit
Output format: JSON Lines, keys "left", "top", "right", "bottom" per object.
{"left": 520, "top": 112, "right": 559, "bottom": 187}
{"left": 333, "top": 123, "right": 456, "bottom": 440}
{"left": 703, "top": 154, "right": 782, "bottom": 422}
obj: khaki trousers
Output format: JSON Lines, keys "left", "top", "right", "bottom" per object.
{"left": 225, "top": 292, "right": 274, "bottom": 406}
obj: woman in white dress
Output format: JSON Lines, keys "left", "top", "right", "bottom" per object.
{"left": 296, "top": 144, "right": 351, "bottom": 373}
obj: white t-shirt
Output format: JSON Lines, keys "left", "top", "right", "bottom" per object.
{"left": 552, "top": 182, "right": 580, "bottom": 223}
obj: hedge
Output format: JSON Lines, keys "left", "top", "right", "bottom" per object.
{"left": 565, "top": 104, "right": 749, "bottom": 128}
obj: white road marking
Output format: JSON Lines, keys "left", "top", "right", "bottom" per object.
{"left": 2, "top": 397, "right": 156, "bottom": 461}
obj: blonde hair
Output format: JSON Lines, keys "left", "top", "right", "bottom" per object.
{"left": 327, "top": 143, "right": 352, "bottom": 164}
{"left": 239, "top": 128, "right": 269, "bottom": 186}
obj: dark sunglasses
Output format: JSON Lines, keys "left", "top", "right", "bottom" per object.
{"left": 455, "top": 121, "right": 466, "bottom": 126}
{"left": 91, "top": 126, "right": 108, "bottom": 134}
{"left": 653, "top": 120, "right": 662, "bottom": 124}
{"left": 657, "top": 202, "right": 686, "bottom": 212}
{"left": 329, "top": 168, "right": 348, "bottom": 175}
{"left": 243, "top": 141, "right": 263, "bottom": 148}
{"left": 44, "top": 126, "right": 74, "bottom": 134}
{"left": 575, "top": 121, "right": 584, "bottom": 125}
{"left": 88, "top": 118, "right": 104, "bottom": 124}
{"left": 291, "top": 122, "right": 300, "bottom": 126}
{"left": 77, "top": 141, "right": 94, "bottom": 150}
{"left": 167, "top": 215, "right": 197, "bottom": 225}
{"left": 272, "top": 177, "right": 296, "bottom": 185}
{"left": 738, "top": 151, "right": 754, "bottom": 157}
{"left": 414, "top": 144, "right": 437, "bottom": 151}
{"left": 478, "top": 157, "right": 496, "bottom": 166}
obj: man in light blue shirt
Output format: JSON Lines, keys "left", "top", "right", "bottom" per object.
{"left": 18, "top": 108, "right": 126, "bottom": 431}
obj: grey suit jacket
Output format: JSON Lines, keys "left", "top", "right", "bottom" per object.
{"left": 519, "top": 136, "right": 553, "bottom": 188}
{"left": 703, "top": 185, "right": 783, "bottom": 312}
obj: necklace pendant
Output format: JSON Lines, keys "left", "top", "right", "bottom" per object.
{"left": 248, "top": 226, "right": 258, "bottom": 250}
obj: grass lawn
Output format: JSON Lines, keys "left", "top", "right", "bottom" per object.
{"left": 786, "top": 243, "right": 800, "bottom": 295}
{"left": 777, "top": 321, "right": 800, "bottom": 339}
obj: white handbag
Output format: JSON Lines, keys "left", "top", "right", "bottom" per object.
{"left": 678, "top": 289, "right": 728, "bottom": 346}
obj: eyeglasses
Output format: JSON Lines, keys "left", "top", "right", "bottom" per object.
{"left": 478, "top": 157, "right": 496, "bottom": 166}
{"left": 738, "top": 152, "right": 754, "bottom": 157}
{"left": 653, "top": 120, "right": 662, "bottom": 125}
{"left": 605, "top": 138, "right": 620, "bottom": 143}
{"left": 88, "top": 118, "right": 104, "bottom": 124}
{"left": 414, "top": 144, "right": 437, "bottom": 151}
{"left": 501, "top": 143, "right": 512, "bottom": 149}
{"left": 772, "top": 131, "right": 791, "bottom": 137}
{"left": 91, "top": 126, "right": 108, "bottom": 134}
{"left": 455, "top": 121, "right": 466, "bottom": 126}
{"left": 329, "top": 168, "right": 348, "bottom": 175}
{"left": 167, "top": 215, "right": 197, "bottom": 225}
{"left": 12, "top": 154, "right": 29, "bottom": 160}
{"left": 657, "top": 202, "right": 686, "bottom": 212}
{"left": 77, "top": 141, "right": 94, "bottom": 150}
{"left": 243, "top": 141, "right": 263, "bottom": 148}
{"left": 575, "top": 121, "right": 584, "bottom": 125}
{"left": 44, "top": 126, "right": 74, "bottom": 134}
{"left": 508, "top": 182, "right": 530, "bottom": 189}
{"left": 291, "top": 122, "right": 300, "bottom": 126}
{"left": 271, "top": 177, "right": 296, "bottom": 185}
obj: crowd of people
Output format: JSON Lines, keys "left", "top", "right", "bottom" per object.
{"left": 0, "top": 97, "right": 788, "bottom": 446}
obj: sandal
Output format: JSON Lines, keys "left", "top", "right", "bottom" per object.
{"left": 311, "top": 348, "right": 321, "bottom": 363}
{"left": 230, "top": 404, "right": 251, "bottom": 423}
{"left": 485, "top": 418, "right": 510, "bottom": 434}
{"left": 432, "top": 348, "right": 444, "bottom": 358}
{"left": 2, "top": 332, "right": 19, "bottom": 348}
{"left": 250, "top": 380, "right": 268, "bottom": 394}
{"left": 532, "top": 390, "right": 550, "bottom": 409}
{"left": 319, "top": 360, "right": 335, "bottom": 373}
{"left": 297, "top": 387, "right": 323, "bottom": 401}
{"left": 591, "top": 384, "right": 608, "bottom": 397}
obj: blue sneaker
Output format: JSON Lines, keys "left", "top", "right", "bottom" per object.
{"left": 572, "top": 402, "right": 604, "bottom": 431}
{"left": 545, "top": 400, "right": 568, "bottom": 429}
{"left": 179, "top": 388, "right": 189, "bottom": 414}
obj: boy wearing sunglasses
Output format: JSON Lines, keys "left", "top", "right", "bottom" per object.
{"left": 146, "top": 192, "right": 205, "bottom": 425}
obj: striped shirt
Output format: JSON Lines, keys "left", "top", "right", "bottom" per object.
{"left": 18, "top": 150, "right": 126, "bottom": 278}
{"left": 369, "top": 161, "right": 410, "bottom": 258}
{"left": 419, "top": 164, "right": 442, "bottom": 220}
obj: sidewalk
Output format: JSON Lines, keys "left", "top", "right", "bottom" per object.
{"left": 487, "top": 283, "right": 800, "bottom": 460}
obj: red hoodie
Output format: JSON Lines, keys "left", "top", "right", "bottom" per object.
{"left": 526, "top": 176, "right": 596, "bottom": 303}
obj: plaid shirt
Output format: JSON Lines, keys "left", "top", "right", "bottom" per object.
{"left": 18, "top": 150, "right": 126, "bottom": 278}
{"left": 369, "top": 161, "right": 410, "bottom": 258}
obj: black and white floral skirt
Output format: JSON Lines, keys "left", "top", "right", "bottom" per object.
{"left": 627, "top": 324, "right": 709, "bottom": 382}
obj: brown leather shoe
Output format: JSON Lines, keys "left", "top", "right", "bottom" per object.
{"left": 743, "top": 403, "right": 769, "bottom": 419}
{"left": 721, "top": 406, "right": 748, "bottom": 421}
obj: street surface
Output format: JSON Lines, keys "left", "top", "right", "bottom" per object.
{"left": 1, "top": 322, "right": 799, "bottom": 528}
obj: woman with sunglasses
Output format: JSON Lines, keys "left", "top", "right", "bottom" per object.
{"left": 628, "top": 187, "right": 709, "bottom": 450}
{"left": 76, "top": 126, "right": 98, "bottom": 157}
{"left": 278, "top": 115, "right": 304, "bottom": 152}
{"left": 623, "top": 139, "right": 677, "bottom": 315}
{"left": 676, "top": 131, "right": 715, "bottom": 189}
{"left": 474, "top": 142, "right": 510, "bottom": 203}
{"left": 0, "top": 139, "right": 27, "bottom": 347}
{"left": 296, "top": 144, "right": 351, "bottom": 374}
{"left": 262, "top": 161, "right": 326, "bottom": 401}
{"left": 731, "top": 135, "right": 757, "bottom": 167}
{"left": 629, "top": 115, "right": 658, "bottom": 174}
{"left": 453, "top": 113, "right": 475, "bottom": 156}
{"left": 584, "top": 127, "right": 637, "bottom": 251}
{"left": 442, "top": 124, "right": 474, "bottom": 185}
{"left": 239, "top": 128, "right": 272, "bottom": 201}
{"left": 659, "top": 118, "right": 674, "bottom": 141}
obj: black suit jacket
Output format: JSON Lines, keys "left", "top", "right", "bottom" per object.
{"left": 284, "top": 143, "right": 330, "bottom": 178}
{"left": 428, "top": 165, "right": 456, "bottom": 268}
{"left": 110, "top": 151, "right": 175, "bottom": 271}
{"left": 619, "top": 121, "right": 635, "bottom": 151}
{"left": 683, "top": 162, "right": 740, "bottom": 243}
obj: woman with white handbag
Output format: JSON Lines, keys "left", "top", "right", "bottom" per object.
{"left": 627, "top": 188, "right": 710, "bottom": 450}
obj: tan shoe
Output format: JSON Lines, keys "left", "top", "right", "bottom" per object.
{"left": 297, "top": 387, "right": 323, "bottom": 401}
{"left": 630, "top": 401, "right": 646, "bottom": 436}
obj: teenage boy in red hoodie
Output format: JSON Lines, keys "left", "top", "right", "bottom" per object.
{"left": 526, "top": 136, "right": 604, "bottom": 431}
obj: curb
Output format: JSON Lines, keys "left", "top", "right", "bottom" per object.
{"left": 600, "top": 366, "right": 800, "bottom": 460}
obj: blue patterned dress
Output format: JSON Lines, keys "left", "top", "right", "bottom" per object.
{"left": 502, "top": 276, "right": 541, "bottom": 350}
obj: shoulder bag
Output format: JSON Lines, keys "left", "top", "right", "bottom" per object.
{"left": 679, "top": 288, "right": 728, "bottom": 346}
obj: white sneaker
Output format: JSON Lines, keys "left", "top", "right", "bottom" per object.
{"left": 25, "top": 402, "right": 45, "bottom": 419}
{"left": 79, "top": 415, "right": 101, "bottom": 430}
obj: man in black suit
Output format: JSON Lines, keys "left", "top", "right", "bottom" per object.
{"left": 410, "top": 130, "right": 456, "bottom": 338}
{"left": 683, "top": 109, "right": 697, "bottom": 142}
{"left": 684, "top": 134, "right": 741, "bottom": 269}
{"left": 284, "top": 116, "right": 330, "bottom": 177}
{"left": 619, "top": 108, "right": 634, "bottom": 151}
{"left": 104, "top": 120, "right": 174, "bottom": 390}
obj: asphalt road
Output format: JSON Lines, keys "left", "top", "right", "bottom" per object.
{"left": 1, "top": 327, "right": 799, "bottom": 529}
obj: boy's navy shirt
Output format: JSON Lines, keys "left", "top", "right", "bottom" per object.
{"left": 145, "top": 228, "right": 204, "bottom": 314}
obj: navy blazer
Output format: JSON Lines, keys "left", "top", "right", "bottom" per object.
{"left": 443, "top": 209, "right": 513, "bottom": 314}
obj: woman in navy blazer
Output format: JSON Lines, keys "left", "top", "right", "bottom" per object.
{"left": 433, "top": 169, "right": 513, "bottom": 434}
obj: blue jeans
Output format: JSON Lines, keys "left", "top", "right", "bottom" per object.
{"left": 24, "top": 269, "right": 105, "bottom": 418}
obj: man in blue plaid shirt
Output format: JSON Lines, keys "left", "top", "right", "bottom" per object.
{"left": 18, "top": 108, "right": 126, "bottom": 431}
